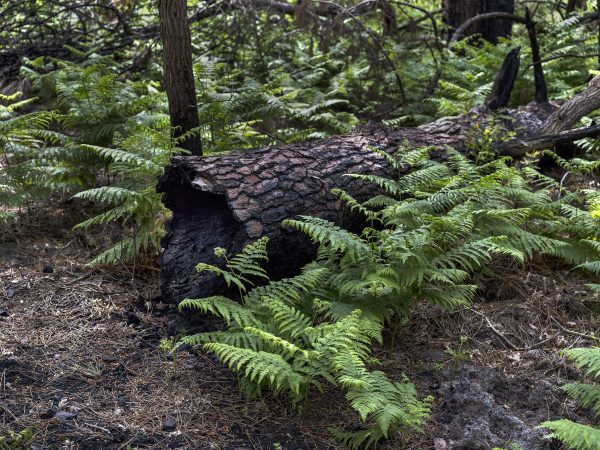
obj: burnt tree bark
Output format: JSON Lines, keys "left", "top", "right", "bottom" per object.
{"left": 159, "top": 0, "right": 202, "bottom": 155}
{"left": 445, "top": 0, "right": 515, "bottom": 43}
{"left": 525, "top": 8, "right": 548, "bottom": 103}
{"left": 158, "top": 111, "right": 551, "bottom": 303}
{"left": 486, "top": 47, "right": 521, "bottom": 110}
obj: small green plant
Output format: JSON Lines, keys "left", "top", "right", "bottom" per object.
{"left": 540, "top": 348, "right": 600, "bottom": 450}
{"left": 71, "top": 122, "right": 177, "bottom": 266}
{"left": 445, "top": 335, "right": 472, "bottom": 383}
{"left": 0, "top": 92, "right": 65, "bottom": 219}
{"left": 0, "top": 427, "right": 36, "bottom": 450}
{"left": 467, "top": 120, "right": 515, "bottom": 165}
{"left": 160, "top": 336, "right": 178, "bottom": 386}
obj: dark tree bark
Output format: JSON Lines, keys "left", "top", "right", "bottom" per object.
{"left": 567, "top": 0, "right": 587, "bottom": 13}
{"left": 445, "top": 0, "right": 515, "bottom": 44}
{"left": 486, "top": 47, "right": 521, "bottom": 110}
{"left": 525, "top": 8, "right": 548, "bottom": 103}
{"left": 158, "top": 110, "right": 554, "bottom": 303}
{"left": 158, "top": 0, "right": 202, "bottom": 156}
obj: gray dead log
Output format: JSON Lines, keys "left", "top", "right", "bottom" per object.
{"left": 539, "top": 75, "right": 600, "bottom": 135}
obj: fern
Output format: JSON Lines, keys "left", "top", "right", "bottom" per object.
{"left": 540, "top": 420, "right": 600, "bottom": 450}
{"left": 0, "top": 93, "right": 68, "bottom": 217}
{"left": 541, "top": 348, "right": 600, "bottom": 450}
{"left": 180, "top": 239, "right": 429, "bottom": 448}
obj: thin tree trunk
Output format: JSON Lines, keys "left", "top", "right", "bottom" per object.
{"left": 525, "top": 8, "right": 548, "bottom": 103}
{"left": 158, "top": 0, "right": 202, "bottom": 155}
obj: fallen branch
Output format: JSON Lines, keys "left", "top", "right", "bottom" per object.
{"left": 469, "top": 308, "right": 522, "bottom": 351}
{"left": 499, "top": 124, "right": 600, "bottom": 157}
{"left": 539, "top": 75, "right": 600, "bottom": 135}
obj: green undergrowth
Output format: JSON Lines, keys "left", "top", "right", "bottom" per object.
{"left": 179, "top": 145, "right": 600, "bottom": 448}
{"left": 541, "top": 348, "right": 600, "bottom": 450}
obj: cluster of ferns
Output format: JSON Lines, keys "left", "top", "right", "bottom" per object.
{"left": 180, "top": 146, "right": 600, "bottom": 449}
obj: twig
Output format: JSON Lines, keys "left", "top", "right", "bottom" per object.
{"left": 551, "top": 316, "right": 597, "bottom": 340}
{"left": 498, "top": 124, "right": 600, "bottom": 157}
{"left": 469, "top": 308, "right": 522, "bottom": 351}
{"left": 84, "top": 422, "right": 111, "bottom": 434}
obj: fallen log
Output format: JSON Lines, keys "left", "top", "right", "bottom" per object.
{"left": 158, "top": 112, "right": 539, "bottom": 303}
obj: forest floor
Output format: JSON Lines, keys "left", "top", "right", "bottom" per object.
{"left": 1, "top": 203, "right": 599, "bottom": 450}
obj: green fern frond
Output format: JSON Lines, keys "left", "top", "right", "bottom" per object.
{"left": 284, "top": 216, "right": 369, "bottom": 259}
{"left": 563, "top": 348, "right": 600, "bottom": 379}
{"left": 563, "top": 383, "right": 600, "bottom": 418}
{"left": 179, "top": 296, "right": 261, "bottom": 327}
{"left": 540, "top": 420, "right": 600, "bottom": 450}
{"left": 204, "top": 343, "right": 305, "bottom": 395}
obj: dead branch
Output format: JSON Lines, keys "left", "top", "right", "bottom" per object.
{"left": 499, "top": 124, "right": 600, "bottom": 157}
{"left": 539, "top": 75, "right": 600, "bottom": 135}
{"left": 486, "top": 47, "right": 521, "bottom": 111}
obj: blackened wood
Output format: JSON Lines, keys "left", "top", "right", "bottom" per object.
{"left": 159, "top": 0, "right": 202, "bottom": 156}
{"left": 525, "top": 8, "right": 548, "bottom": 103}
{"left": 158, "top": 110, "right": 550, "bottom": 303}
{"left": 486, "top": 47, "right": 520, "bottom": 111}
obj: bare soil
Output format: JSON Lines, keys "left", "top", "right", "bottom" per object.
{"left": 1, "top": 204, "right": 598, "bottom": 449}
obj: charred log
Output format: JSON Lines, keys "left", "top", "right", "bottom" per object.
{"left": 158, "top": 112, "right": 553, "bottom": 303}
{"left": 157, "top": 122, "right": 477, "bottom": 302}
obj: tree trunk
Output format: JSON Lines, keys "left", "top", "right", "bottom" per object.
{"left": 158, "top": 111, "right": 550, "bottom": 303}
{"left": 158, "top": 0, "right": 202, "bottom": 156}
{"left": 445, "top": 0, "right": 515, "bottom": 44}
{"left": 566, "top": 0, "right": 587, "bottom": 13}
{"left": 486, "top": 47, "right": 521, "bottom": 110}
